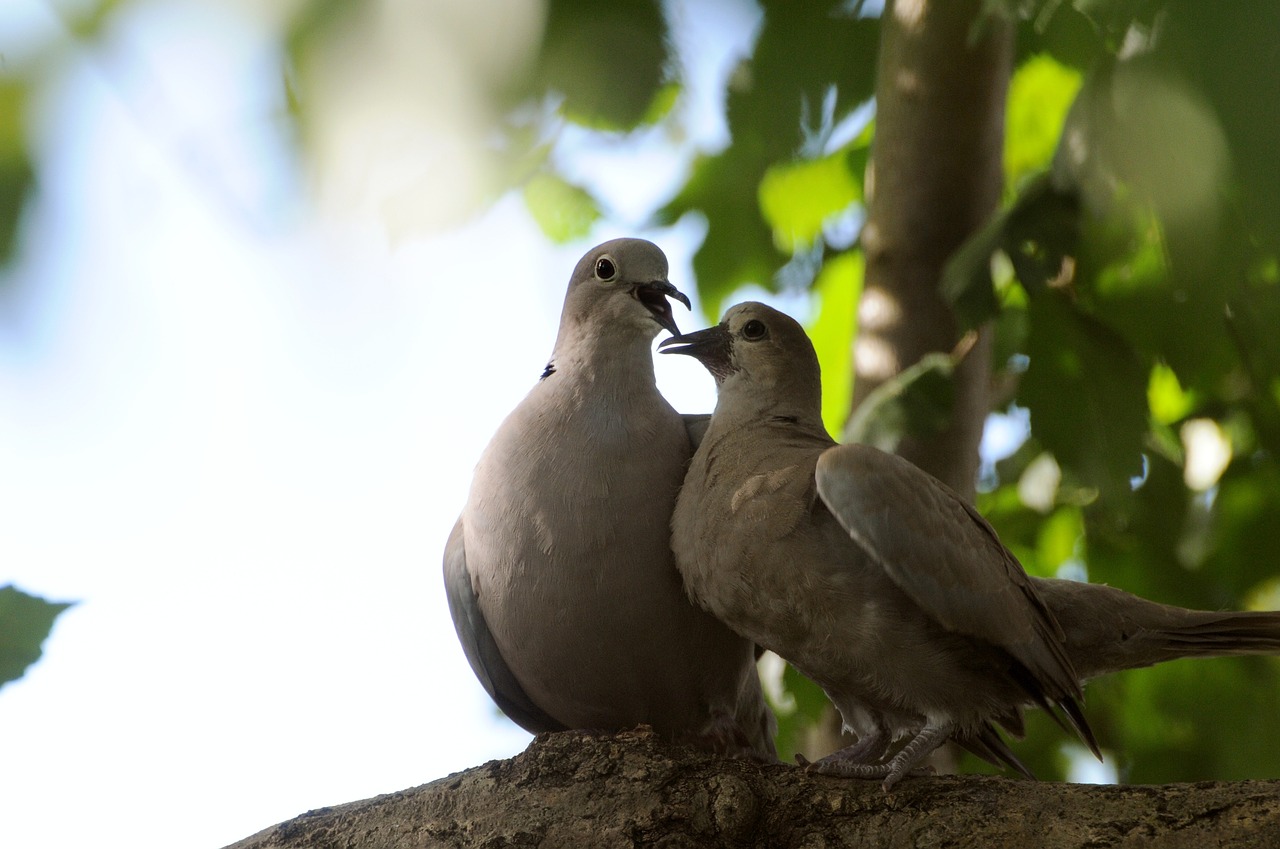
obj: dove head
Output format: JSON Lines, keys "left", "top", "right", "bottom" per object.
{"left": 660, "top": 301, "right": 823, "bottom": 422}
{"left": 558, "top": 238, "right": 691, "bottom": 344}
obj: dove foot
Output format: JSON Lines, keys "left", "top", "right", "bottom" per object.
{"left": 802, "top": 757, "right": 936, "bottom": 790}
{"left": 799, "top": 722, "right": 952, "bottom": 791}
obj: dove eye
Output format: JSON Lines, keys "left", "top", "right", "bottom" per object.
{"left": 594, "top": 257, "right": 617, "bottom": 281}
{"left": 742, "top": 319, "right": 768, "bottom": 341}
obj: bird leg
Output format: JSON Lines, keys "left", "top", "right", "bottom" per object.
{"left": 794, "top": 726, "right": 890, "bottom": 768}
{"left": 803, "top": 723, "right": 952, "bottom": 791}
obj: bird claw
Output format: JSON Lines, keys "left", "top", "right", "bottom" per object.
{"left": 803, "top": 723, "right": 953, "bottom": 789}
{"left": 795, "top": 730, "right": 890, "bottom": 771}
{"left": 798, "top": 752, "right": 936, "bottom": 791}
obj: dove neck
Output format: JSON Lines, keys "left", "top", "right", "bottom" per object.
{"left": 548, "top": 328, "right": 657, "bottom": 386}
{"left": 711, "top": 373, "right": 825, "bottom": 434}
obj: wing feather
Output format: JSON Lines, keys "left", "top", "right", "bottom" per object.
{"left": 814, "top": 444, "right": 1083, "bottom": 705}
{"left": 443, "top": 518, "right": 567, "bottom": 734}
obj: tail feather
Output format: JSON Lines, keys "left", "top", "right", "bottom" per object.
{"left": 956, "top": 723, "right": 1037, "bottom": 780}
{"left": 1155, "top": 614, "right": 1280, "bottom": 656}
{"left": 1009, "top": 656, "right": 1102, "bottom": 759}
{"left": 1034, "top": 577, "right": 1280, "bottom": 678}
{"left": 1057, "top": 696, "right": 1102, "bottom": 761}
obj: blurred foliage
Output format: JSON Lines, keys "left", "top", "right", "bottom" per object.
{"left": 0, "top": 585, "right": 72, "bottom": 692}
{"left": 5, "top": 0, "right": 1280, "bottom": 785}
{"left": 758, "top": 142, "right": 864, "bottom": 254}
{"left": 522, "top": 173, "right": 600, "bottom": 242}
{"left": 769, "top": 658, "right": 836, "bottom": 763}
{"left": 519, "top": 0, "right": 669, "bottom": 129}
{"left": 0, "top": 0, "right": 130, "bottom": 272}
{"left": 952, "top": 0, "right": 1280, "bottom": 780}
{"left": 0, "top": 79, "right": 35, "bottom": 267}
{"left": 809, "top": 251, "right": 862, "bottom": 437}
{"left": 845, "top": 352, "right": 958, "bottom": 454}
{"left": 660, "top": 0, "right": 879, "bottom": 317}
{"left": 1004, "top": 55, "right": 1082, "bottom": 189}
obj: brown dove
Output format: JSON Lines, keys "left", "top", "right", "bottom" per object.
{"left": 662, "top": 300, "right": 1280, "bottom": 787}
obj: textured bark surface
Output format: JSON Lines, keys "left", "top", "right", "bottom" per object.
{"left": 855, "top": 0, "right": 1010, "bottom": 498}
{"left": 227, "top": 729, "right": 1280, "bottom": 849}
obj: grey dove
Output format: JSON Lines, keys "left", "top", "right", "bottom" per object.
{"left": 661, "top": 300, "right": 1280, "bottom": 788}
{"left": 444, "top": 239, "right": 774, "bottom": 758}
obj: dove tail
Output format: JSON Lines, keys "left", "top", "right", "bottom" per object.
{"left": 955, "top": 723, "right": 1037, "bottom": 780}
{"left": 1034, "top": 577, "right": 1280, "bottom": 680}
{"left": 1140, "top": 612, "right": 1280, "bottom": 659}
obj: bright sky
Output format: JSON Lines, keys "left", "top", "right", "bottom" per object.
{"left": 0, "top": 2, "right": 771, "bottom": 846}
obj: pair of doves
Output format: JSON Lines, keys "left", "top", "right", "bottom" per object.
{"left": 445, "top": 238, "right": 1280, "bottom": 788}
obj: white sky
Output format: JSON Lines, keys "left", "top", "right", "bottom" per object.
{"left": 0, "top": 1, "right": 772, "bottom": 846}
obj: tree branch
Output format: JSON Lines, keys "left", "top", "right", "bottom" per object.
{"left": 227, "top": 729, "right": 1280, "bottom": 849}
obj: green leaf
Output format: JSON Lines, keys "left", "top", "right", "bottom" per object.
{"left": 522, "top": 172, "right": 600, "bottom": 243}
{"left": 758, "top": 150, "right": 861, "bottom": 253}
{"left": 1245, "top": 575, "right": 1280, "bottom": 614}
{"left": 0, "top": 79, "right": 34, "bottom": 267}
{"left": 1062, "top": 61, "right": 1230, "bottom": 269}
{"left": 1005, "top": 54, "right": 1082, "bottom": 188}
{"left": 990, "top": 293, "right": 1030, "bottom": 374}
{"left": 1020, "top": 290, "right": 1146, "bottom": 500}
{"left": 1147, "top": 363, "right": 1195, "bottom": 427}
{"left": 808, "top": 251, "right": 862, "bottom": 437}
{"left": 0, "top": 585, "right": 73, "bottom": 690}
{"left": 1036, "top": 505, "right": 1085, "bottom": 575}
{"left": 528, "top": 0, "right": 668, "bottom": 130}
{"left": 641, "top": 82, "right": 681, "bottom": 126}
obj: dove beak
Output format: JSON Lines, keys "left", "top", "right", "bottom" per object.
{"left": 633, "top": 280, "right": 691, "bottom": 336}
{"left": 658, "top": 322, "right": 735, "bottom": 383}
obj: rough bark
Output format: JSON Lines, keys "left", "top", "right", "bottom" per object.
{"left": 227, "top": 729, "right": 1280, "bottom": 849}
{"left": 854, "top": 0, "right": 1010, "bottom": 498}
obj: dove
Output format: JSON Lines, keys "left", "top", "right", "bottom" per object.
{"left": 662, "top": 300, "right": 1280, "bottom": 788}
{"left": 444, "top": 240, "right": 774, "bottom": 758}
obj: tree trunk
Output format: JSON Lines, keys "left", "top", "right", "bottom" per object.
{"left": 226, "top": 729, "right": 1280, "bottom": 849}
{"left": 854, "top": 0, "right": 1009, "bottom": 498}
{"left": 806, "top": 0, "right": 1013, "bottom": 765}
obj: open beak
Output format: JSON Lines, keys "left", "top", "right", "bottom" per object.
{"left": 657, "top": 322, "right": 735, "bottom": 383}
{"left": 633, "top": 280, "right": 691, "bottom": 336}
